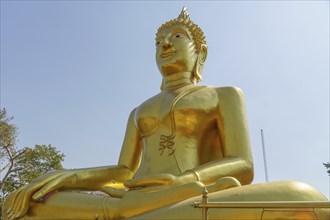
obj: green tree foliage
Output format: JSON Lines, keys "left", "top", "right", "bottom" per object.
{"left": 0, "top": 109, "right": 65, "bottom": 216}
{"left": 324, "top": 162, "right": 330, "bottom": 176}
{"left": 2, "top": 145, "right": 65, "bottom": 196}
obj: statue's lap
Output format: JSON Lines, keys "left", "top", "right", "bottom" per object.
{"left": 20, "top": 181, "right": 328, "bottom": 220}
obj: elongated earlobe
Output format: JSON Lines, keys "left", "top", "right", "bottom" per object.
{"left": 194, "top": 63, "right": 202, "bottom": 82}
{"left": 194, "top": 44, "right": 208, "bottom": 82}
{"left": 160, "top": 78, "right": 165, "bottom": 91}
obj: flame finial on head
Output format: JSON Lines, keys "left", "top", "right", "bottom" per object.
{"left": 178, "top": 6, "right": 190, "bottom": 20}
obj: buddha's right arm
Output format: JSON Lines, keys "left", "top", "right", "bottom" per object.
{"left": 31, "top": 108, "right": 142, "bottom": 198}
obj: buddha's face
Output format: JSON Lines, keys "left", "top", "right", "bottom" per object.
{"left": 156, "top": 24, "right": 198, "bottom": 77}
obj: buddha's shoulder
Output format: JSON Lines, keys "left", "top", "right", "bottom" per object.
{"left": 208, "top": 86, "right": 246, "bottom": 104}
{"left": 212, "top": 86, "right": 244, "bottom": 96}
{"left": 203, "top": 86, "right": 244, "bottom": 97}
{"left": 206, "top": 85, "right": 239, "bottom": 92}
{"left": 135, "top": 92, "right": 163, "bottom": 113}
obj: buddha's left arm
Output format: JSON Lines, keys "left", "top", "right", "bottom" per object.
{"left": 191, "top": 86, "right": 254, "bottom": 186}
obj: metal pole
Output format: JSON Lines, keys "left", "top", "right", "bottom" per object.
{"left": 202, "top": 187, "right": 208, "bottom": 220}
{"left": 193, "top": 201, "right": 330, "bottom": 209}
{"left": 261, "top": 129, "right": 269, "bottom": 182}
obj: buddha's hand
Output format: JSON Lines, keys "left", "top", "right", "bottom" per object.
{"left": 4, "top": 169, "right": 79, "bottom": 220}
{"left": 124, "top": 172, "right": 197, "bottom": 190}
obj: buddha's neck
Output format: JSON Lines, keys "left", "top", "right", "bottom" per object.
{"left": 163, "top": 72, "right": 196, "bottom": 89}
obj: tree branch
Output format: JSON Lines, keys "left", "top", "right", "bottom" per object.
{"left": 1, "top": 144, "right": 26, "bottom": 186}
{"left": 12, "top": 148, "right": 27, "bottom": 160}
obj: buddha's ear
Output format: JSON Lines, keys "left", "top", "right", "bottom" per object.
{"left": 198, "top": 44, "right": 208, "bottom": 65}
{"left": 194, "top": 44, "right": 208, "bottom": 82}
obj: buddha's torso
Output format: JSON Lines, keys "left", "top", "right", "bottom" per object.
{"left": 133, "top": 85, "right": 223, "bottom": 178}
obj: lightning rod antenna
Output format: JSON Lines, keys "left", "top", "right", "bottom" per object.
{"left": 261, "top": 129, "right": 269, "bottom": 182}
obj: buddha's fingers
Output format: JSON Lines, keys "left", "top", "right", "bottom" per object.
{"left": 102, "top": 186, "right": 127, "bottom": 198}
{"left": 207, "top": 176, "right": 241, "bottom": 193}
{"left": 32, "top": 172, "right": 76, "bottom": 201}
{"left": 121, "top": 181, "right": 206, "bottom": 218}
{"left": 125, "top": 174, "right": 174, "bottom": 188}
{"left": 7, "top": 186, "right": 32, "bottom": 219}
{"left": 11, "top": 182, "right": 45, "bottom": 219}
{"left": 6, "top": 172, "right": 75, "bottom": 219}
{"left": 5, "top": 186, "right": 24, "bottom": 214}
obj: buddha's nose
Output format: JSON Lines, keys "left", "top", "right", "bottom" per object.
{"left": 162, "top": 42, "right": 172, "bottom": 50}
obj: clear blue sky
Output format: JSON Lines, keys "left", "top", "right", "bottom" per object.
{"left": 1, "top": 1, "right": 329, "bottom": 198}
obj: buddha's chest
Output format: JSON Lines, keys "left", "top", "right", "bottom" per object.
{"left": 134, "top": 87, "right": 219, "bottom": 137}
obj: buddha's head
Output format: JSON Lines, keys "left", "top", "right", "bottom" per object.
{"left": 156, "top": 7, "right": 208, "bottom": 83}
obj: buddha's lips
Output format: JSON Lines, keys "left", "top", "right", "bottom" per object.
{"left": 160, "top": 51, "right": 176, "bottom": 59}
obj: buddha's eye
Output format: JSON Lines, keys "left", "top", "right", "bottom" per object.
{"left": 173, "top": 33, "right": 184, "bottom": 39}
{"left": 172, "top": 33, "right": 185, "bottom": 39}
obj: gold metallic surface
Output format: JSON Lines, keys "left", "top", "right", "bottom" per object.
{"left": 194, "top": 199, "right": 330, "bottom": 220}
{"left": 195, "top": 201, "right": 330, "bottom": 209}
{"left": 2, "top": 7, "right": 329, "bottom": 220}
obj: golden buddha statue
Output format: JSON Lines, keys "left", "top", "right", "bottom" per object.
{"left": 3, "top": 7, "right": 329, "bottom": 220}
